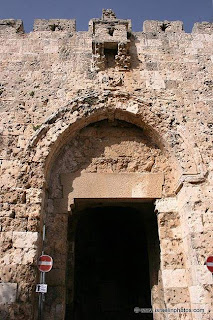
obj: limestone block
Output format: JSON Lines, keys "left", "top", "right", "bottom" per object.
{"left": 164, "top": 71, "right": 183, "bottom": 81}
{"left": 146, "top": 78, "right": 165, "bottom": 89}
{"left": 192, "top": 22, "right": 213, "bottom": 34}
{"left": 33, "top": 19, "right": 76, "bottom": 32}
{"left": 155, "top": 198, "right": 178, "bottom": 213}
{"left": 0, "top": 20, "right": 24, "bottom": 34}
{"left": 1, "top": 264, "right": 37, "bottom": 283}
{"left": 26, "top": 204, "right": 41, "bottom": 219}
{"left": 0, "top": 217, "right": 28, "bottom": 232}
{"left": 0, "top": 283, "right": 17, "bottom": 304}
{"left": 164, "top": 287, "right": 190, "bottom": 304}
{"left": 187, "top": 214, "right": 204, "bottom": 233}
{"left": 60, "top": 172, "right": 164, "bottom": 206}
{"left": 143, "top": 20, "right": 183, "bottom": 33}
{"left": 191, "top": 232, "right": 212, "bottom": 251}
{"left": 162, "top": 269, "right": 188, "bottom": 288}
{"left": 0, "top": 210, "right": 14, "bottom": 217}
{"left": 192, "top": 41, "right": 204, "bottom": 49}
{"left": 146, "top": 39, "right": 163, "bottom": 47}
{"left": 202, "top": 212, "right": 213, "bottom": 231}
{"left": 26, "top": 188, "right": 43, "bottom": 204}
{"left": 0, "top": 232, "right": 12, "bottom": 253}
{"left": 160, "top": 238, "right": 184, "bottom": 256}
{"left": 22, "top": 249, "right": 38, "bottom": 265}
{"left": 161, "top": 253, "right": 185, "bottom": 269}
{"left": 195, "top": 266, "right": 213, "bottom": 285}
{"left": 27, "top": 218, "right": 40, "bottom": 232}
{"left": 1, "top": 189, "right": 26, "bottom": 205}
{"left": 1, "top": 248, "right": 38, "bottom": 265}
{"left": 13, "top": 204, "right": 27, "bottom": 218}
{"left": 12, "top": 231, "right": 38, "bottom": 249}
{"left": 189, "top": 286, "right": 210, "bottom": 303}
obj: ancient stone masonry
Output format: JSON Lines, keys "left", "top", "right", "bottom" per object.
{"left": 115, "top": 42, "right": 131, "bottom": 70}
{"left": 0, "top": 8, "right": 213, "bottom": 320}
{"left": 91, "top": 9, "right": 131, "bottom": 71}
{"left": 92, "top": 41, "right": 106, "bottom": 71}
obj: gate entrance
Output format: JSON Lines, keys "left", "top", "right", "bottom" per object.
{"left": 66, "top": 203, "right": 158, "bottom": 320}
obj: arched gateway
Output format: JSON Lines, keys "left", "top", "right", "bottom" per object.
{"left": 28, "top": 92, "right": 207, "bottom": 319}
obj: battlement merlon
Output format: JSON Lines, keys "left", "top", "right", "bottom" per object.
{"left": 0, "top": 19, "right": 24, "bottom": 34}
{"left": 33, "top": 19, "right": 76, "bottom": 32}
{"left": 143, "top": 20, "right": 184, "bottom": 33}
{"left": 192, "top": 22, "right": 213, "bottom": 34}
{"left": 0, "top": 17, "right": 213, "bottom": 35}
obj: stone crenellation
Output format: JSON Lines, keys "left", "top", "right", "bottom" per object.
{"left": 0, "top": 18, "right": 212, "bottom": 34}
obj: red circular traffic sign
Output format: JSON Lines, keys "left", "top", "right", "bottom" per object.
{"left": 206, "top": 256, "right": 213, "bottom": 273}
{"left": 38, "top": 255, "right": 53, "bottom": 272}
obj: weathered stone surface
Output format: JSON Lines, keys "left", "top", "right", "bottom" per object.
{"left": 143, "top": 20, "right": 183, "bottom": 33}
{"left": 61, "top": 172, "right": 164, "bottom": 203}
{"left": 192, "top": 22, "right": 213, "bottom": 34}
{"left": 0, "top": 283, "right": 17, "bottom": 304}
{"left": 33, "top": 19, "right": 76, "bottom": 32}
{"left": 0, "top": 8, "right": 212, "bottom": 320}
{"left": 0, "top": 19, "right": 24, "bottom": 34}
{"left": 12, "top": 231, "right": 38, "bottom": 249}
{"left": 162, "top": 269, "right": 188, "bottom": 288}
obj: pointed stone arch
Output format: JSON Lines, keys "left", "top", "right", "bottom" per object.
{"left": 28, "top": 91, "right": 206, "bottom": 193}
{"left": 25, "top": 91, "right": 207, "bottom": 319}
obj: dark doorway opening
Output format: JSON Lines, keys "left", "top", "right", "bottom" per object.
{"left": 69, "top": 205, "right": 154, "bottom": 320}
{"left": 104, "top": 45, "right": 118, "bottom": 68}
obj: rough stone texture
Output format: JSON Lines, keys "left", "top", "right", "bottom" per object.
{"left": 33, "top": 19, "right": 76, "bottom": 32}
{"left": 143, "top": 20, "right": 183, "bottom": 33}
{"left": 0, "top": 283, "right": 17, "bottom": 304}
{"left": 0, "top": 19, "right": 24, "bottom": 34}
{"left": 0, "top": 8, "right": 212, "bottom": 320}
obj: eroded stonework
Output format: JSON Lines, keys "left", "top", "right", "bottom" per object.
{"left": 0, "top": 8, "right": 212, "bottom": 320}
{"left": 49, "top": 120, "right": 174, "bottom": 199}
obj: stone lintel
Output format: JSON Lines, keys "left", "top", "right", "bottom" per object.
{"left": 60, "top": 173, "right": 164, "bottom": 205}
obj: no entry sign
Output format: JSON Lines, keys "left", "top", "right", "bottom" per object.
{"left": 206, "top": 256, "right": 213, "bottom": 273}
{"left": 38, "top": 255, "right": 53, "bottom": 272}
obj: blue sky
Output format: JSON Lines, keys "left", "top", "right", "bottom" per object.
{"left": 0, "top": 0, "right": 212, "bottom": 33}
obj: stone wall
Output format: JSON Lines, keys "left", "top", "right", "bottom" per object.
{"left": 0, "top": 9, "right": 212, "bottom": 320}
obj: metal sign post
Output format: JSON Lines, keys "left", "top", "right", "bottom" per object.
{"left": 37, "top": 225, "right": 53, "bottom": 320}
{"left": 38, "top": 272, "right": 45, "bottom": 320}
